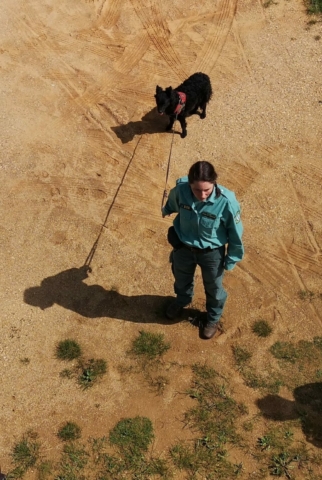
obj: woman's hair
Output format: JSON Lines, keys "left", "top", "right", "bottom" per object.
{"left": 188, "top": 161, "right": 220, "bottom": 197}
{"left": 188, "top": 161, "right": 217, "bottom": 183}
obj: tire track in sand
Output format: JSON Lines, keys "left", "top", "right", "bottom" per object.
{"left": 192, "top": 0, "right": 237, "bottom": 74}
{"left": 278, "top": 240, "right": 322, "bottom": 327}
{"left": 129, "top": 0, "right": 188, "bottom": 80}
{"left": 95, "top": 0, "right": 122, "bottom": 27}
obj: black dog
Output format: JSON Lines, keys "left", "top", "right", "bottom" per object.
{"left": 154, "top": 72, "right": 212, "bottom": 138}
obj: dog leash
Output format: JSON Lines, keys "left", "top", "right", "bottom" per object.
{"left": 161, "top": 113, "right": 178, "bottom": 210}
{"left": 84, "top": 135, "right": 142, "bottom": 268}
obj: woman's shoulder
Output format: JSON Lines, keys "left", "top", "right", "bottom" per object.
{"left": 218, "top": 185, "right": 237, "bottom": 199}
{"left": 176, "top": 175, "right": 189, "bottom": 186}
{"left": 217, "top": 185, "right": 240, "bottom": 208}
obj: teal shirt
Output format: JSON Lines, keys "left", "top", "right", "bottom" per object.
{"left": 162, "top": 176, "right": 244, "bottom": 270}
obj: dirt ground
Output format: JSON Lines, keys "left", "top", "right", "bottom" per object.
{"left": 1, "top": 0, "right": 322, "bottom": 476}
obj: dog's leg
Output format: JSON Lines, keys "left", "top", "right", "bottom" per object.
{"left": 200, "top": 102, "right": 207, "bottom": 119}
{"left": 178, "top": 116, "right": 187, "bottom": 138}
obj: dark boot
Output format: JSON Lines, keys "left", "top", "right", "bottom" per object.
{"left": 202, "top": 322, "right": 219, "bottom": 340}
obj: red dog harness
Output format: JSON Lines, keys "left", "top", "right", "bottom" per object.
{"left": 174, "top": 91, "right": 186, "bottom": 114}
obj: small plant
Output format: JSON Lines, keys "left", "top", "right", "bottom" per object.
{"left": 269, "top": 452, "right": 297, "bottom": 477}
{"left": 109, "top": 416, "right": 154, "bottom": 457}
{"left": 284, "top": 431, "right": 294, "bottom": 440}
{"left": 252, "top": 320, "right": 272, "bottom": 337}
{"left": 57, "top": 422, "right": 82, "bottom": 441}
{"left": 257, "top": 435, "right": 272, "bottom": 451}
{"left": 56, "top": 339, "right": 82, "bottom": 361}
{"left": 60, "top": 368, "right": 73, "bottom": 379}
{"left": 232, "top": 345, "right": 252, "bottom": 367}
{"left": 148, "top": 374, "right": 169, "bottom": 394}
{"left": 263, "top": 0, "right": 278, "bottom": 7}
{"left": 9, "top": 431, "right": 41, "bottom": 477}
{"left": 130, "top": 330, "right": 170, "bottom": 360}
{"left": 78, "top": 358, "right": 107, "bottom": 389}
{"left": 298, "top": 289, "right": 315, "bottom": 300}
{"left": 37, "top": 460, "right": 53, "bottom": 480}
{"left": 20, "top": 357, "right": 30, "bottom": 365}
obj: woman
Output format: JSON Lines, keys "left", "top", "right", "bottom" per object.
{"left": 162, "top": 160, "right": 244, "bottom": 339}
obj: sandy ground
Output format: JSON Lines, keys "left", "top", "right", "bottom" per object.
{"left": 1, "top": 0, "right": 322, "bottom": 475}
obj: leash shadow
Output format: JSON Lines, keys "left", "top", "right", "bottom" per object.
{"left": 24, "top": 266, "right": 179, "bottom": 324}
{"left": 256, "top": 383, "right": 322, "bottom": 448}
{"left": 111, "top": 107, "right": 171, "bottom": 144}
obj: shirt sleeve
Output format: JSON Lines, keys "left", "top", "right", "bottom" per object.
{"left": 222, "top": 200, "right": 244, "bottom": 270}
{"left": 162, "top": 186, "right": 179, "bottom": 216}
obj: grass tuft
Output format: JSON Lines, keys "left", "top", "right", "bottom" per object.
{"left": 130, "top": 330, "right": 170, "bottom": 360}
{"left": 252, "top": 319, "right": 272, "bottom": 337}
{"left": 232, "top": 345, "right": 252, "bottom": 367}
{"left": 109, "top": 416, "right": 154, "bottom": 457}
{"left": 8, "top": 431, "right": 40, "bottom": 478}
{"left": 56, "top": 339, "right": 82, "bottom": 361}
{"left": 37, "top": 460, "right": 53, "bottom": 480}
{"left": 57, "top": 422, "right": 82, "bottom": 442}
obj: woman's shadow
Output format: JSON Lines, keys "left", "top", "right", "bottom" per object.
{"left": 111, "top": 107, "right": 173, "bottom": 144}
{"left": 256, "top": 383, "right": 322, "bottom": 448}
{"left": 24, "top": 266, "right": 179, "bottom": 324}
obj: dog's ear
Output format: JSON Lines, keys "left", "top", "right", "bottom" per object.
{"left": 165, "top": 86, "right": 173, "bottom": 95}
{"left": 156, "top": 85, "right": 162, "bottom": 94}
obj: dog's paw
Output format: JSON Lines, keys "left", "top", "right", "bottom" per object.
{"left": 200, "top": 112, "right": 206, "bottom": 119}
{"left": 181, "top": 131, "right": 187, "bottom": 138}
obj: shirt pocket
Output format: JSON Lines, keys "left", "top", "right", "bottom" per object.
{"left": 200, "top": 216, "right": 219, "bottom": 239}
{"left": 179, "top": 207, "right": 193, "bottom": 221}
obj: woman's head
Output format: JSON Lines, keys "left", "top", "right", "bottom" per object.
{"left": 188, "top": 161, "right": 219, "bottom": 201}
{"left": 188, "top": 161, "right": 217, "bottom": 184}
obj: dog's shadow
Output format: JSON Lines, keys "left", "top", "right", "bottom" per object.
{"left": 23, "top": 266, "right": 198, "bottom": 325}
{"left": 111, "top": 107, "right": 171, "bottom": 144}
{"left": 256, "top": 383, "right": 322, "bottom": 448}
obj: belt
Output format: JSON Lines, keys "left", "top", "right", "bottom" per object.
{"left": 182, "top": 244, "right": 218, "bottom": 253}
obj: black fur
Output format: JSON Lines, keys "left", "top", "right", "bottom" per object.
{"left": 154, "top": 72, "right": 212, "bottom": 138}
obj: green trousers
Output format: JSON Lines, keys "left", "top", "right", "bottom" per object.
{"left": 171, "top": 245, "right": 227, "bottom": 325}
